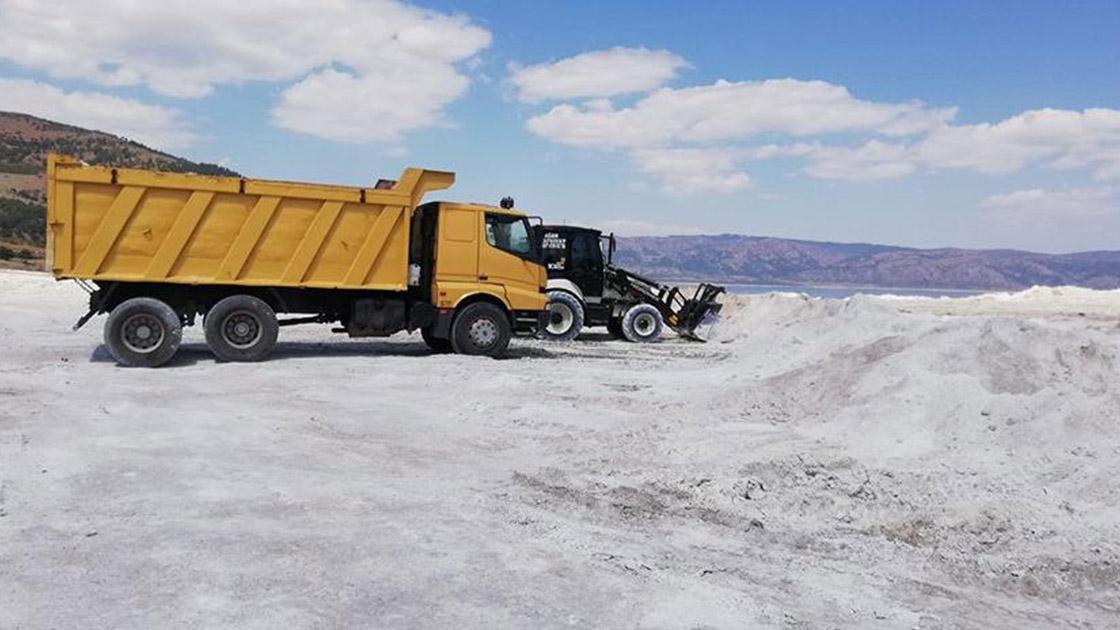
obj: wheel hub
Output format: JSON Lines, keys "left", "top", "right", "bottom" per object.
{"left": 121, "top": 314, "right": 164, "bottom": 354}
{"left": 222, "top": 311, "right": 262, "bottom": 349}
{"left": 547, "top": 303, "right": 574, "bottom": 334}
{"left": 468, "top": 318, "right": 498, "bottom": 347}
{"left": 635, "top": 313, "right": 656, "bottom": 335}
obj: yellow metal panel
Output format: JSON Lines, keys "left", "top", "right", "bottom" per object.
{"left": 217, "top": 196, "right": 280, "bottom": 281}
{"left": 280, "top": 200, "right": 344, "bottom": 284}
{"left": 245, "top": 180, "right": 364, "bottom": 204}
{"left": 115, "top": 169, "right": 241, "bottom": 194}
{"left": 170, "top": 193, "right": 253, "bottom": 279}
{"left": 343, "top": 206, "right": 403, "bottom": 286}
{"left": 435, "top": 208, "right": 478, "bottom": 284}
{"left": 104, "top": 188, "right": 192, "bottom": 275}
{"left": 47, "top": 155, "right": 470, "bottom": 293}
{"left": 434, "top": 283, "right": 507, "bottom": 310}
{"left": 51, "top": 181, "right": 75, "bottom": 272}
{"left": 72, "top": 186, "right": 145, "bottom": 276}
{"left": 145, "top": 191, "right": 215, "bottom": 279}
{"left": 55, "top": 166, "right": 114, "bottom": 184}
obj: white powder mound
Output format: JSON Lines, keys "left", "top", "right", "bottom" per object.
{"left": 2, "top": 271, "right": 1119, "bottom": 628}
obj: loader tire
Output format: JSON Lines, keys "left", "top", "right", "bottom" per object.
{"left": 104, "top": 297, "right": 182, "bottom": 368}
{"left": 621, "top": 303, "right": 664, "bottom": 343}
{"left": 205, "top": 295, "right": 278, "bottom": 362}
{"left": 540, "top": 291, "right": 583, "bottom": 342}
{"left": 451, "top": 302, "right": 511, "bottom": 357}
{"left": 421, "top": 326, "right": 453, "bottom": 353}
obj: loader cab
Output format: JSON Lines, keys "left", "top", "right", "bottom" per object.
{"left": 535, "top": 225, "right": 607, "bottom": 299}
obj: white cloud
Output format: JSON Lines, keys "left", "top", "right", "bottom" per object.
{"left": 271, "top": 66, "right": 467, "bottom": 143}
{"left": 509, "top": 47, "right": 687, "bottom": 102}
{"left": 0, "top": 78, "right": 195, "bottom": 149}
{"left": 0, "top": 0, "right": 491, "bottom": 142}
{"left": 526, "top": 78, "right": 955, "bottom": 149}
{"left": 980, "top": 186, "right": 1119, "bottom": 224}
{"left": 518, "top": 48, "right": 1120, "bottom": 189}
{"left": 802, "top": 141, "right": 917, "bottom": 180}
{"left": 524, "top": 76, "right": 953, "bottom": 191}
{"left": 744, "top": 109, "right": 1120, "bottom": 182}
{"left": 631, "top": 147, "right": 752, "bottom": 194}
{"left": 916, "top": 108, "right": 1120, "bottom": 180}
{"left": 594, "top": 219, "right": 706, "bottom": 237}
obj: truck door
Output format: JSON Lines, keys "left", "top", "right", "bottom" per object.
{"left": 478, "top": 212, "right": 543, "bottom": 310}
{"left": 568, "top": 230, "right": 604, "bottom": 298}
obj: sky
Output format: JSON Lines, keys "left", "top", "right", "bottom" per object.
{"left": 0, "top": 0, "right": 1118, "bottom": 253}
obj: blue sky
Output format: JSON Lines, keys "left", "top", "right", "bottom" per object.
{"left": 1, "top": 0, "right": 1118, "bottom": 252}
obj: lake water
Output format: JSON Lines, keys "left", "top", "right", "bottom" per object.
{"left": 723, "top": 284, "right": 987, "bottom": 299}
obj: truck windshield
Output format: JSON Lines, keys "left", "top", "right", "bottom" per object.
{"left": 485, "top": 213, "right": 534, "bottom": 258}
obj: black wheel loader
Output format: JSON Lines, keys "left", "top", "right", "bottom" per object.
{"left": 532, "top": 225, "right": 725, "bottom": 342}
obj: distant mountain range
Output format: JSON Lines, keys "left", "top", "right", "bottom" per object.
{"left": 1, "top": 111, "right": 1117, "bottom": 289}
{"left": 615, "top": 234, "right": 1120, "bottom": 290}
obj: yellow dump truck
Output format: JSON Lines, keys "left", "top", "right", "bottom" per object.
{"left": 46, "top": 155, "right": 548, "bottom": 366}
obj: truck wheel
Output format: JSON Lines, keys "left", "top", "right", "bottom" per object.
{"left": 451, "top": 302, "right": 511, "bottom": 357}
{"left": 541, "top": 291, "right": 583, "bottom": 341}
{"left": 606, "top": 317, "right": 625, "bottom": 339}
{"left": 421, "top": 326, "right": 453, "bottom": 353}
{"left": 205, "top": 295, "right": 279, "bottom": 362}
{"left": 104, "top": 297, "right": 183, "bottom": 367}
{"left": 621, "top": 303, "right": 664, "bottom": 343}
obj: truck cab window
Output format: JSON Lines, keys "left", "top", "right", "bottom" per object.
{"left": 485, "top": 213, "right": 533, "bottom": 257}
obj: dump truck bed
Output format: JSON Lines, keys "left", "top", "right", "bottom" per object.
{"left": 46, "top": 155, "right": 453, "bottom": 290}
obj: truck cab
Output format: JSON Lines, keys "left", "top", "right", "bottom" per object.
{"left": 412, "top": 202, "right": 548, "bottom": 352}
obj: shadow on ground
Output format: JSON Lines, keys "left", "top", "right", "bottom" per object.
{"left": 90, "top": 340, "right": 558, "bottom": 366}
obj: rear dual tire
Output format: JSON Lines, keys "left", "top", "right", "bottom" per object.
{"left": 104, "top": 297, "right": 183, "bottom": 368}
{"left": 204, "top": 295, "right": 279, "bottom": 362}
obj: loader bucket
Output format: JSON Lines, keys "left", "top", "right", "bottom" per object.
{"left": 666, "top": 283, "right": 725, "bottom": 342}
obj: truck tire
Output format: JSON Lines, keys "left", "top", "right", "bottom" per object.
{"left": 606, "top": 317, "right": 625, "bottom": 339}
{"left": 104, "top": 297, "right": 183, "bottom": 367}
{"left": 540, "top": 291, "right": 583, "bottom": 342}
{"left": 450, "top": 302, "right": 511, "bottom": 357}
{"left": 204, "top": 295, "right": 279, "bottom": 362}
{"left": 621, "top": 303, "right": 664, "bottom": 343}
{"left": 421, "top": 326, "right": 453, "bottom": 353}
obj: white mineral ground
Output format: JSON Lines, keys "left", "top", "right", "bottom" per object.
{"left": 1, "top": 269, "right": 1118, "bottom": 629}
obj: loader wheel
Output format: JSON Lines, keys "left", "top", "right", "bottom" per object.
{"left": 421, "top": 326, "right": 453, "bottom": 353}
{"left": 606, "top": 317, "right": 625, "bottom": 339}
{"left": 451, "top": 302, "right": 511, "bottom": 357}
{"left": 205, "top": 295, "right": 278, "bottom": 362}
{"left": 621, "top": 303, "right": 664, "bottom": 343}
{"left": 104, "top": 297, "right": 182, "bottom": 368}
{"left": 541, "top": 291, "right": 583, "bottom": 342}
